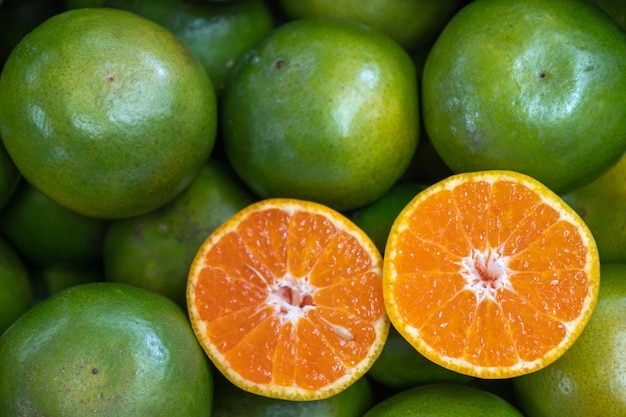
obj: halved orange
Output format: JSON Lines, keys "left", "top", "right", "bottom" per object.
{"left": 187, "top": 198, "right": 389, "bottom": 400}
{"left": 383, "top": 170, "right": 600, "bottom": 379}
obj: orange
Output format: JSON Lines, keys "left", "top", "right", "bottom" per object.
{"left": 187, "top": 198, "right": 389, "bottom": 400}
{"left": 383, "top": 170, "right": 600, "bottom": 379}
{"left": 221, "top": 17, "right": 419, "bottom": 211}
{"left": 349, "top": 182, "right": 426, "bottom": 255}
{"left": 0, "top": 236, "right": 32, "bottom": 335}
{"left": 277, "top": 0, "right": 463, "bottom": 52}
{"left": 0, "top": 282, "right": 213, "bottom": 416}
{"left": 103, "top": 0, "right": 274, "bottom": 94}
{"left": 512, "top": 262, "right": 626, "bottom": 416}
{"left": 561, "top": 151, "right": 626, "bottom": 263}
{"left": 591, "top": 0, "right": 626, "bottom": 30}
{"left": 0, "top": 8, "right": 217, "bottom": 218}
{"left": 0, "top": 142, "right": 19, "bottom": 210}
{"left": 363, "top": 383, "right": 524, "bottom": 417}
{"left": 0, "top": 182, "right": 107, "bottom": 268}
{"left": 421, "top": 0, "right": 626, "bottom": 194}
{"left": 35, "top": 264, "right": 103, "bottom": 297}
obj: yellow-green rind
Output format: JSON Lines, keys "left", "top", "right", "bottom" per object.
{"left": 0, "top": 8, "right": 217, "bottom": 219}
{"left": 0, "top": 282, "right": 213, "bottom": 416}
{"left": 422, "top": 0, "right": 626, "bottom": 194}
{"left": 221, "top": 17, "right": 419, "bottom": 212}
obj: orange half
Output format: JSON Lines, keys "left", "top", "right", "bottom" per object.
{"left": 383, "top": 170, "right": 600, "bottom": 379}
{"left": 187, "top": 198, "right": 389, "bottom": 400}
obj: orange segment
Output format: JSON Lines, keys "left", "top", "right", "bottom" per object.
{"left": 383, "top": 170, "right": 600, "bottom": 378}
{"left": 187, "top": 198, "right": 389, "bottom": 400}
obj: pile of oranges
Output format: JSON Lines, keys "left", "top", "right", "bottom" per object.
{"left": 1, "top": 0, "right": 625, "bottom": 416}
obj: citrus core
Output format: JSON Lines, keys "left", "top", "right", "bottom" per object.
{"left": 383, "top": 170, "right": 600, "bottom": 378}
{"left": 187, "top": 198, "right": 389, "bottom": 400}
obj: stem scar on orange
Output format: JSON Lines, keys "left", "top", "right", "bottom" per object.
{"left": 187, "top": 198, "right": 389, "bottom": 401}
{"left": 382, "top": 170, "right": 600, "bottom": 379}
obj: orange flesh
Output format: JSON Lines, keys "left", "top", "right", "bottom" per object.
{"left": 190, "top": 206, "right": 384, "bottom": 391}
{"left": 390, "top": 179, "right": 592, "bottom": 368}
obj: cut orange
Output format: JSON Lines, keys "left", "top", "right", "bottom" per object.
{"left": 383, "top": 170, "right": 600, "bottom": 379}
{"left": 187, "top": 198, "right": 389, "bottom": 400}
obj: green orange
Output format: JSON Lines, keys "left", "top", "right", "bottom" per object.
{"left": 366, "top": 326, "right": 474, "bottom": 392}
{"left": 0, "top": 141, "right": 19, "bottom": 210}
{"left": 0, "top": 282, "right": 213, "bottom": 416}
{"left": 363, "top": 383, "right": 524, "bottom": 417}
{"left": 422, "top": 0, "right": 626, "bottom": 194}
{"left": 562, "top": 152, "right": 626, "bottom": 263}
{"left": 222, "top": 17, "right": 419, "bottom": 211}
{"left": 513, "top": 263, "right": 626, "bottom": 416}
{"left": 0, "top": 182, "right": 107, "bottom": 268}
{"left": 591, "top": 0, "right": 626, "bottom": 30}
{"left": 277, "top": 0, "right": 462, "bottom": 52}
{"left": 104, "top": 0, "right": 274, "bottom": 94}
{"left": 0, "top": 237, "right": 32, "bottom": 335}
{"left": 349, "top": 182, "right": 426, "bottom": 254}
{"left": 0, "top": 8, "right": 217, "bottom": 218}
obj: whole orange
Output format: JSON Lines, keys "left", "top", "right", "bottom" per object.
{"left": 0, "top": 8, "right": 217, "bottom": 218}
{"left": 422, "top": 0, "right": 626, "bottom": 194}
{"left": 221, "top": 17, "right": 419, "bottom": 211}
{"left": 0, "top": 282, "right": 213, "bottom": 416}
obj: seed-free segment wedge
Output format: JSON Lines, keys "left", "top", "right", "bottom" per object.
{"left": 187, "top": 198, "right": 389, "bottom": 400}
{"left": 383, "top": 170, "right": 600, "bottom": 379}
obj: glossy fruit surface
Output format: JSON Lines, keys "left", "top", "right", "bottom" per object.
{"left": 513, "top": 263, "right": 626, "bottom": 416}
{"left": 0, "top": 282, "right": 213, "bottom": 416}
{"left": 0, "top": 8, "right": 217, "bottom": 218}
{"left": 384, "top": 170, "right": 600, "bottom": 378}
{"left": 188, "top": 198, "right": 389, "bottom": 400}
{"left": 222, "top": 17, "right": 419, "bottom": 211}
{"left": 422, "top": 0, "right": 626, "bottom": 194}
